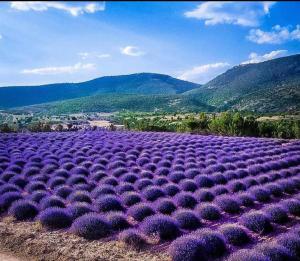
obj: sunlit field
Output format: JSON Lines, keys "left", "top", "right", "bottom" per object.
{"left": 1, "top": 130, "right": 300, "bottom": 260}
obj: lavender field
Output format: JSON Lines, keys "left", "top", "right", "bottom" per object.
{"left": 1, "top": 130, "right": 300, "bottom": 260}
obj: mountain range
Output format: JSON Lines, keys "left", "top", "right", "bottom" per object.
{"left": 1, "top": 54, "right": 300, "bottom": 114}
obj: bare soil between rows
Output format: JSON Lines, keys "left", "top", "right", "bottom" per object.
{"left": 0, "top": 217, "right": 169, "bottom": 261}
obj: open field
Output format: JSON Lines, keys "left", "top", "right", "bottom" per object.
{"left": 0, "top": 130, "right": 300, "bottom": 260}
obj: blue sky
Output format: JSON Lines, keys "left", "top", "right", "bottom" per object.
{"left": 0, "top": 1, "right": 300, "bottom": 86}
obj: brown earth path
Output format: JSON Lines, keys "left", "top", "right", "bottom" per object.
{"left": 0, "top": 217, "right": 168, "bottom": 261}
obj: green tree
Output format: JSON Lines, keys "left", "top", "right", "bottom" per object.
{"left": 292, "top": 120, "right": 300, "bottom": 139}
{"left": 258, "top": 121, "right": 276, "bottom": 137}
{"left": 276, "top": 120, "right": 294, "bottom": 139}
{"left": 232, "top": 112, "right": 244, "bottom": 136}
{"left": 243, "top": 116, "right": 259, "bottom": 137}
{"left": 198, "top": 112, "right": 209, "bottom": 130}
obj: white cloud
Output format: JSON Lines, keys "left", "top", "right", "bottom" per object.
{"left": 184, "top": 1, "right": 275, "bottom": 27}
{"left": 0, "top": 34, "right": 2, "bottom": 40}
{"left": 78, "top": 52, "right": 90, "bottom": 60}
{"left": 120, "top": 46, "right": 145, "bottom": 57}
{"left": 10, "top": 1, "right": 105, "bottom": 16}
{"left": 178, "top": 62, "right": 230, "bottom": 84}
{"left": 78, "top": 52, "right": 111, "bottom": 60}
{"left": 21, "top": 62, "right": 96, "bottom": 75}
{"left": 247, "top": 25, "right": 300, "bottom": 44}
{"left": 97, "top": 54, "right": 110, "bottom": 58}
{"left": 241, "top": 50, "right": 288, "bottom": 64}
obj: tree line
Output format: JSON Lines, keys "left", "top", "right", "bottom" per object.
{"left": 121, "top": 112, "right": 300, "bottom": 139}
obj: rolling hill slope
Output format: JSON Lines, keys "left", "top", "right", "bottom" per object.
{"left": 0, "top": 73, "right": 200, "bottom": 109}
{"left": 184, "top": 54, "right": 300, "bottom": 112}
{"left": 19, "top": 94, "right": 215, "bottom": 114}
{"left": 3, "top": 54, "right": 300, "bottom": 114}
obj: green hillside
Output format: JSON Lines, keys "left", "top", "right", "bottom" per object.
{"left": 21, "top": 94, "right": 215, "bottom": 114}
{"left": 4, "top": 54, "right": 300, "bottom": 114}
{"left": 184, "top": 54, "right": 300, "bottom": 113}
{"left": 0, "top": 73, "right": 200, "bottom": 108}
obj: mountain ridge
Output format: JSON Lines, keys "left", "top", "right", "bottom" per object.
{"left": 0, "top": 73, "right": 200, "bottom": 109}
{"left": 2, "top": 54, "right": 300, "bottom": 114}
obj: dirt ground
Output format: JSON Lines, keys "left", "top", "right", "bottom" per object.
{"left": 0, "top": 250, "right": 22, "bottom": 261}
{"left": 0, "top": 217, "right": 169, "bottom": 261}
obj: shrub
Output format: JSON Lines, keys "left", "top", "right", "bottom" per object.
{"left": 169, "top": 235, "right": 207, "bottom": 261}
{"left": 197, "top": 203, "right": 221, "bottom": 221}
{"left": 67, "top": 202, "right": 93, "bottom": 220}
{"left": 39, "top": 207, "right": 72, "bottom": 229}
{"left": 163, "top": 184, "right": 180, "bottom": 196}
{"left": 195, "top": 189, "right": 215, "bottom": 202}
{"left": 256, "top": 242, "right": 294, "bottom": 261}
{"left": 141, "top": 214, "right": 181, "bottom": 241}
{"left": 179, "top": 180, "right": 198, "bottom": 192}
{"left": 194, "top": 175, "right": 214, "bottom": 188}
{"left": 237, "top": 192, "right": 255, "bottom": 207}
{"left": 214, "top": 195, "right": 241, "bottom": 214}
{"left": 244, "top": 178, "right": 259, "bottom": 188}
{"left": 25, "top": 182, "right": 47, "bottom": 193}
{"left": 106, "top": 212, "right": 131, "bottom": 231}
{"left": 156, "top": 199, "right": 177, "bottom": 215}
{"left": 264, "top": 183, "right": 283, "bottom": 197}
{"left": 135, "top": 179, "right": 153, "bottom": 191}
{"left": 156, "top": 167, "right": 169, "bottom": 176}
{"left": 121, "top": 173, "right": 138, "bottom": 184}
{"left": 55, "top": 186, "right": 73, "bottom": 199}
{"left": 173, "top": 210, "right": 202, "bottom": 230}
{"left": 169, "top": 172, "right": 186, "bottom": 184}
{"left": 95, "top": 195, "right": 123, "bottom": 212}
{"left": 8, "top": 199, "right": 39, "bottom": 220}
{"left": 67, "top": 191, "right": 92, "bottom": 204}
{"left": 91, "top": 185, "right": 116, "bottom": 198}
{"left": 47, "top": 177, "right": 66, "bottom": 189}
{"left": 9, "top": 176, "right": 28, "bottom": 189}
{"left": 276, "top": 233, "right": 300, "bottom": 258}
{"left": 121, "top": 192, "right": 142, "bottom": 207}
{"left": 142, "top": 186, "right": 165, "bottom": 202}
{"left": 227, "top": 181, "right": 246, "bottom": 192}
{"left": 67, "top": 175, "right": 88, "bottom": 186}
{"left": 119, "top": 229, "right": 147, "bottom": 250}
{"left": 240, "top": 211, "right": 272, "bottom": 234}
{"left": 175, "top": 192, "right": 198, "bottom": 209}
{"left": 219, "top": 224, "right": 250, "bottom": 246}
{"left": 263, "top": 205, "right": 289, "bottom": 224}
{"left": 213, "top": 185, "right": 229, "bottom": 196}
{"left": 0, "top": 184, "right": 20, "bottom": 195}
{"left": 70, "top": 166, "right": 89, "bottom": 176}
{"left": 194, "top": 229, "right": 226, "bottom": 258}
{"left": 40, "top": 196, "right": 65, "bottom": 210}
{"left": 1, "top": 172, "right": 16, "bottom": 182}
{"left": 0, "top": 191, "right": 23, "bottom": 212}
{"left": 140, "top": 171, "right": 154, "bottom": 179}
{"left": 281, "top": 199, "right": 300, "bottom": 216}
{"left": 29, "top": 190, "right": 49, "bottom": 203}
{"left": 90, "top": 172, "right": 107, "bottom": 182}
{"left": 278, "top": 180, "right": 297, "bottom": 194}
{"left": 71, "top": 213, "right": 112, "bottom": 239}
{"left": 116, "top": 183, "right": 135, "bottom": 194}
{"left": 153, "top": 177, "right": 168, "bottom": 186}
{"left": 128, "top": 203, "right": 155, "bottom": 221}
{"left": 249, "top": 187, "right": 271, "bottom": 202}
{"left": 111, "top": 167, "right": 127, "bottom": 178}
{"left": 53, "top": 169, "right": 69, "bottom": 178}
{"left": 185, "top": 169, "right": 200, "bottom": 179}
{"left": 23, "top": 166, "right": 40, "bottom": 177}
